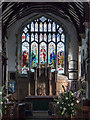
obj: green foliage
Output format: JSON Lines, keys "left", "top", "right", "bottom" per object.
{"left": 0, "top": 85, "right": 7, "bottom": 117}
{"left": 55, "top": 85, "right": 84, "bottom": 118}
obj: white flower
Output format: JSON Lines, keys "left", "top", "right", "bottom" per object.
{"left": 57, "top": 102, "right": 59, "bottom": 104}
{"left": 68, "top": 104, "right": 70, "bottom": 106}
{"left": 66, "top": 97, "right": 68, "bottom": 100}
{"left": 72, "top": 110, "right": 74, "bottom": 112}
{"left": 5, "top": 106, "right": 7, "bottom": 108}
{"left": 77, "top": 100, "right": 79, "bottom": 103}
{"left": 62, "top": 102, "right": 64, "bottom": 104}
{"left": 60, "top": 107, "right": 62, "bottom": 109}
{"left": 0, "top": 92, "right": 2, "bottom": 95}
{"left": 0, "top": 102, "right": 3, "bottom": 105}
{"left": 72, "top": 93, "right": 74, "bottom": 95}
{"left": 63, "top": 107, "right": 66, "bottom": 110}
{"left": 71, "top": 103, "right": 74, "bottom": 106}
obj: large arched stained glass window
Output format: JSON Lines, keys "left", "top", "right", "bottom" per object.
{"left": 21, "top": 16, "right": 65, "bottom": 74}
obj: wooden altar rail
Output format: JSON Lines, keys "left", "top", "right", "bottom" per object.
{"left": 49, "top": 102, "right": 90, "bottom": 120}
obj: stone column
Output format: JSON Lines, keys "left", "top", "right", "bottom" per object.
{"left": 48, "top": 67, "right": 52, "bottom": 96}
{"left": 83, "top": 22, "right": 90, "bottom": 99}
{"left": 55, "top": 70, "right": 58, "bottom": 95}
{"left": 28, "top": 71, "right": 31, "bottom": 96}
{"left": 34, "top": 67, "right": 37, "bottom": 96}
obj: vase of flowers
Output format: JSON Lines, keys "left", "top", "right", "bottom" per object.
{"left": 54, "top": 83, "right": 84, "bottom": 119}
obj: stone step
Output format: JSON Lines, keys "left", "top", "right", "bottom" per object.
{"left": 26, "top": 110, "right": 53, "bottom": 119}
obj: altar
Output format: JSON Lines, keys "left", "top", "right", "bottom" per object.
{"left": 25, "top": 96, "right": 57, "bottom": 110}
{"left": 28, "top": 66, "right": 57, "bottom": 96}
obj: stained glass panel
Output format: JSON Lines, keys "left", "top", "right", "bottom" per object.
{"left": 23, "top": 27, "right": 28, "bottom": 33}
{"left": 35, "top": 33, "right": 38, "bottom": 42}
{"left": 48, "top": 42, "right": 55, "bottom": 68}
{"left": 40, "top": 42, "right": 47, "bottom": 64}
{"left": 52, "top": 22, "right": 56, "bottom": 32}
{"left": 52, "top": 34, "right": 55, "bottom": 42}
{"left": 22, "top": 42, "right": 29, "bottom": 74}
{"left": 27, "top": 24, "right": 29, "bottom": 29}
{"left": 22, "top": 33, "right": 25, "bottom": 42}
{"left": 57, "top": 34, "right": 60, "bottom": 42}
{"left": 31, "top": 42, "right": 38, "bottom": 68}
{"left": 25, "top": 33, "right": 29, "bottom": 42}
{"left": 31, "top": 33, "right": 34, "bottom": 42}
{"left": 44, "top": 33, "right": 47, "bottom": 42}
{"left": 57, "top": 42, "right": 65, "bottom": 74}
{"left": 58, "top": 27, "right": 63, "bottom": 34}
{"left": 40, "top": 33, "right": 43, "bottom": 42}
{"left": 61, "top": 33, "right": 65, "bottom": 42}
{"left": 35, "top": 22, "right": 38, "bottom": 32}
{"left": 40, "top": 16, "right": 47, "bottom": 22}
{"left": 40, "top": 22, "right": 43, "bottom": 32}
{"left": 57, "top": 25, "right": 59, "bottom": 29}
{"left": 48, "top": 33, "right": 51, "bottom": 42}
{"left": 31, "top": 22, "right": 34, "bottom": 31}
{"left": 44, "top": 22, "right": 47, "bottom": 32}
{"left": 48, "top": 22, "right": 51, "bottom": 32}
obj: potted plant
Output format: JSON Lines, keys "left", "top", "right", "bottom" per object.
{"left": 55, "top": 84, "right": 84, "bottom": 120}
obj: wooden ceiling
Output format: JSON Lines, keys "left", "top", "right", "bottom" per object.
{"left": 2, "top": 2, "right": 89, "bottom": 39}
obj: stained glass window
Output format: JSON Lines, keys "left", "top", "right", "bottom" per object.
{"left": 35, "top": 22, "right": 38, "bottom": 32}
{"left": 52, "top": 34, "right": 55, "bottom": 42}
{"left": 48, "top": 42, "right": 55, "bottom": 68}
{"left": 48, "top": 33, "right": 51, "bottom": 42}
{"left": 22, "top": 33, "right": 25, "bottom": 42}
{"left": 22, "top": 42, "right": 29, "bottom": 74}
{"left": 40, "top": 42, "right": 47, "bottom": 64}
{"left": 52, "top": 22, "right": 56, "bottom": 32}
{"left": 48, "top": 22, "right": 51, "bottom": 32}
{"left": 44, "top": 22, "right": 47, "bottom": 32}
{"left": 31, "top": 42, "right": 38, "bottom": 68}
{"left": 40, "top": 22, "right": 43, "bottom": 32}
{"left": 23, "top": 27, "right": 28, "bottom": 33}
{"left": 44, "top": 33, "right": 47, "bottom": 42}
{"left": 31, "top": 22, "right": 34, "bottom": 31}
{"left": 21, "top": 16, "right": 65, "bottom": 74}
{"left": 31, "top": 33, "right": 34, "bottom": 42}
{"left": 25, "top": 33, "right": 29, "bottom": 42}
{"left": 40, "top": 16, "right": 47, "bottom": 22}
{"left": 58, "top": 27, "right": 63, "bottom": 34}
{"left": 61, "top": 33, "right": 65, "bottom": 42}
{"left": 35, "top": 33, "right": 38, "bottom": 42}
{"left": 40, "top": 33, "right": 43, "bottom": 42}
{"left": 57, "top": 42, "right": 65, "bottom": 74}
{"left": 57, "top": 34, "right": 60, "bottom": 42}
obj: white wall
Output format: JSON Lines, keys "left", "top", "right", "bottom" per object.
{"left": 7, "top": 12, "right": 78, "bottom": 71}
{"left": 48, "top": 13, "right": 78, "bottom": 61}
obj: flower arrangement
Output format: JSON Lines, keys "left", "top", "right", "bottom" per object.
{"left": 0, "top": 86, "right": 8, "bottom": 117}
{"left": 55, "top": 83, "right": 84, "bottom": 118}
